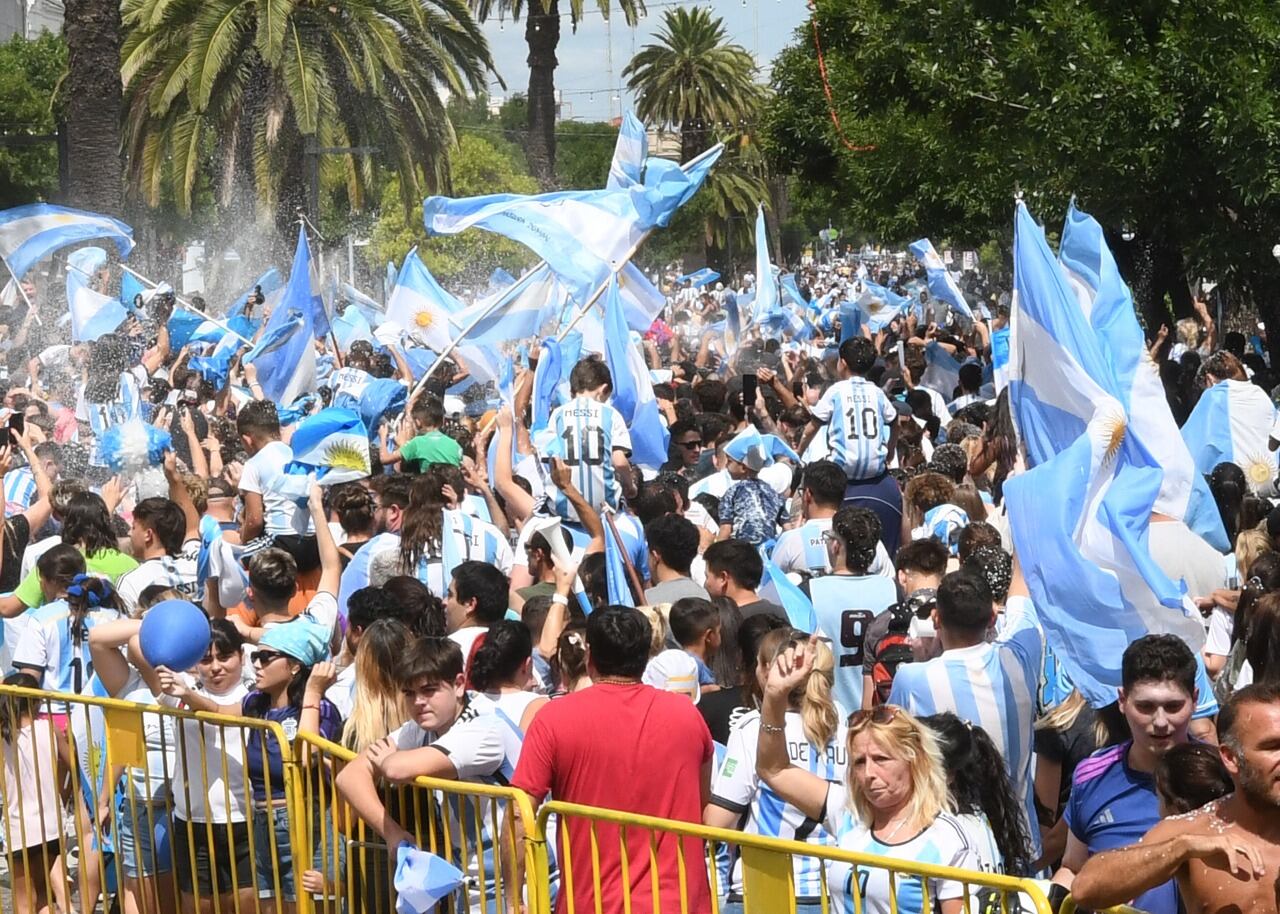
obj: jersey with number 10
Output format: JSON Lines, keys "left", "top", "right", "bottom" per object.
{"left": 546, "top": 396, "right": 632, "bottom": 523}
{"left": 811, "top": 377, "right": 896, "bottom": 481}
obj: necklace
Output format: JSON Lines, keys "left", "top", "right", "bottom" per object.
{"left": 876, "top": 813, "right": 913, "bottom": 842}
{"left": 594, "top": 676, "right": 641, "bottom": 686}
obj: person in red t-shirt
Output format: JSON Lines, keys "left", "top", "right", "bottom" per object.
{"left": 510, "top": 605, "right": 715, "bottom": 914}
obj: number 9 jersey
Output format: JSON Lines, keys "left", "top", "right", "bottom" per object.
{"left": 809, "top": 376, "right": 896, "bottom": 481}
{"left": 545, "top": 396, "right": 632, "bottom": 523}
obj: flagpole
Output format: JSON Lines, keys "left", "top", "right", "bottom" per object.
{"left": 119, "top": 264, "right": 253, "bottom": 346}
{"left": 1, "top": 256, "right": 42, "bottom": 325}
{"left": 603, "top": 506, "right": 646, "bottom": 605}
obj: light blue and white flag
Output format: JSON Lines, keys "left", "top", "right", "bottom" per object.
{"left": 761, "top": 560, "right": 818, "bottom": 631}
{"left": 66, "top": 246, "right": 108, "bottom": 291}
{"left": 228, "top": 268, "right": 284, "bottom": 317}
{"left": 1059, "top": 202, "right": 1228, "bottom": 550}
{"left": 339, "top": 281, "right": 384, "bottom": 319}
{"left": 858, "top": 280, "right": 910, "bottom": 331}
{"left": 619, "top": 261, "right": 666, "bottom": 331}
{"left": 839, "top": 299, "right": 862, "bottom": 344}
{"left": 120, "top": 268, "right": 146, "bottom": 309}
{"left": 449, "top": 263, "right": 563, "bottom": 346}
{"left": 531, "top": 339, "right": 562, "bottom": 433}
{"left": 1181, "top": 379, "right": 1279, "bottom": 495}
{"left": 189, "top": 329, "right": 241, "bottom": 388}
{"left": 603, "top": 510, "right": 636, "bottom": 607}
{"left": 608, "top": 112, "right": 648, "bottom": 190}
{"left": 920, "top": 340, "right": 963, "bottom": 399}
{"left": 355, "top": 378, "right": 408, "bottom": 433}
{"left": 285, "top": 407, "right": 371, "bottom": 485}
{"left": 751, "top": 206, "right": 783, "bottom": 330}
{"left": 909, "top": 238, "right": 973, "bottom": 321}
{"left": 245, "top": 228, "right": 319, "bottom": 404}
{"left": 385, "top": 250, "right": 463, "bottom": 352}
{"left": 0, "top": 203, "right": 134, "bottom": 279}
{"left": 1004, "top": 202, "right": 1203, "bottom": 707}
{"left": 603, "top": 274, "right": 669, "bottom": 468}
{"left": 676, "top": 267, "right": 720, "bottom": 288}
{"left": 488, "top": 267, "right": 517, "bottom": 293}
{"left": 422, "top": 145, "right": 722, "bottom": 303}
{"left": 333, "top": 305, "right": 376, "bottom": 349}
{"left": 780, "top": 274, "right": 809, "bottom": 311}
{"left": 70, "top": 283, "right": 127, "bottom": 342}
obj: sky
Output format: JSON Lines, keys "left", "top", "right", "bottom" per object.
{"left": 477, "top": 0, "right": 807, "bottom": 123}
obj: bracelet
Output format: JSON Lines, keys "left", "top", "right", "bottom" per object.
{"left": 303, "top": 704, "right": 321, "bottom": 711}
{"left": 759, "top": 721, "right": 785, "bottom": 734}
{"left": 551, "top": 593, "right": 569, "bottom": 606}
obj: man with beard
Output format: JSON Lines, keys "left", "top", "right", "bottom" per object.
{"left": 1072, "top": 684, "right": 1280, "bottom": 914}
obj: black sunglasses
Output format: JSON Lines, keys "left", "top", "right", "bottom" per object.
{"left": 251, "top": 650, "right": 285, "bottom": 666}
{"left": 679, "top": 439, "right": 703, "bottom": 449}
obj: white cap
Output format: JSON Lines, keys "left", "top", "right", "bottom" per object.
{"left": 759, "top": 463, "right": 793, "bottom": 495}
{"left": 442, "top": 394, "right": 465, "bottom": 417}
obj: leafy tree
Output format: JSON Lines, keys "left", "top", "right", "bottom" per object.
{"left": 369, "top": 133, "right": 538, "bottom": 286}
{"left": 469, "top": 0, "right": 642, "bottom": 187}
{"left": 120, "top": 0, "right": 493, "bottom": 236}
{"left": 0, "top": 33, "right": 65, "bottom": 209}
{"left": 624, "top": 7, "right": 766, "bottom": 164}
{"left": 766, "top": 0, "right": 1280, "bottom": 349}
{"left": 553, "top": 121, "right": 617, "bottom": 190}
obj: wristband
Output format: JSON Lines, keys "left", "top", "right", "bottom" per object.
{"left": 760, "top": 721, "right": 785, "bottom": 734}
{"left": 551, "top": 593, "right": 569, "bottom": 606}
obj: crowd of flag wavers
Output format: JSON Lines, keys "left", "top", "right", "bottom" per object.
{"left": 0, "top": 115, "right": 1274, "bottom": 914}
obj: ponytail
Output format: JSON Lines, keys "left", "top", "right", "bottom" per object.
{"left": 799, "top": 639, "right": 838, "bottom": 749}
{"left": 65, "top": 573, "right": 122, "bottom": 692}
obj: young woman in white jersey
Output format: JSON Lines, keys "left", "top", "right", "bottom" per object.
{"left": 467, "top": 620, "right": 548, "bottom": 732}
{"left": 705, "top": 628, "right": 844, "bottom": 912}
{"left": 756, "top": 637, "right": 980, "bottom": 914}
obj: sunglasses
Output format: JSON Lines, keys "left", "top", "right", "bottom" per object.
{"left": 251, "top": 650, "right": 286, "bottom": 667}
{"left": 678, "top": 439, "right": 703, "bottom": 449}
{"left": 848, "top": 705, "right": 902, "bottom": 730}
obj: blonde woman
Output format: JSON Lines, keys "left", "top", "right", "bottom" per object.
{"left": 705, "top": 628, "right": 844, "bottom": 913}
{"left": 756, "top": 636, "right": 979, "bottom": 914}
{"left": 341, "top": 619, "right": 413, "bottom": 753}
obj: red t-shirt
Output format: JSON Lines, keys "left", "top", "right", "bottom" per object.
{"left": 511, "top": 682, "right": 714, "bottom": 914}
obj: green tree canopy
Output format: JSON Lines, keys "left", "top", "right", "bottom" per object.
{"left": 767, "top": 0, "right": 1280, "bottom": 338}
{"left": 0, "top": 33, "right": 66, "bottom": 209}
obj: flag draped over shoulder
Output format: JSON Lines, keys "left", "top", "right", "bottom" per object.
{"left": 1004, "top": 202, "right": 1203, "bottom": 707}
{"left": 909, "top": 238, "right": 973, "bottom": 321}
{"left": 244, "top": 228, "right": 319, "bottom": 405}
{"left": 0, "top": 203, "right": 134, "bottom": 278}
{"left": 1181, "top": 379, "right": 1279, "bottom": 495}
{"left": 1058, "top": 202, "right": 1228, "bottom": 551}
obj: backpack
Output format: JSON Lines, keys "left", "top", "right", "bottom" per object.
{"left": 869, "top": 603, "right": 915, "bottom": 705}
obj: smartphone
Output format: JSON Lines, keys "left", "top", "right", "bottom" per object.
{"left": 742, "top": 373, "right": 758, "bottom": 408}
{"left": 8, "top": 412, "right": 23, "bottom": 446}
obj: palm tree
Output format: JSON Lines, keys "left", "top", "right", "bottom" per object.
{"left": 64, "top": 0, "right": 124, "bottom": 215}
{"left": 120, "top": 0, "right": 494, "bottom": 233}
{"left": 623, "top": 6, "right": 765, "bottom": 164}
{"left": 470, "top": 0, "right": 643, "bottom": 188}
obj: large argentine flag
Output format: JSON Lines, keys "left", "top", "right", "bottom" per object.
{"left": 1005, "top": 202, "right": 1203, "bottom": 707}
{"left": 449, "top": 263, "right": 564, "bottom": 346}
{"left": 0, "top": 204, "right": 134, "bottom": 279}
{"left": 909, "top": 238, "right": 973, "bottom": 321}
{"left": 385, "top": 250, "right": 463, "bottom": 352}
{"left": 1182, "top": 379, "right": 1279, "bottom": 495}
{"left": 1058, "top": 202, "right": 1228, "bottom": 551}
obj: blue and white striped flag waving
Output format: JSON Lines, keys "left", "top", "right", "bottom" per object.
{"left": 285, "top": 407, "right": 372, "bottom": 485}
{"left": 608, "top": 111, "right": 648, "bottom": 190}
{"left": 909, "top": 237, "right": 973, "bottom": 322}
{"left": 1004, "top": 202, "right": 1203, "bottom": 707}
{"left": 0, "top": 203, "right": 134, "bottom": 279}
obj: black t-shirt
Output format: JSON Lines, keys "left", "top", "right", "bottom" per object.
{"left": 0, "top": 514, "right": 32, "bottom": 594}
{"left": 1033, "top": 705, "right": 1099, "bottom": 819}
{"left": 698, "top": 685, "right": 749, "bottom": 745}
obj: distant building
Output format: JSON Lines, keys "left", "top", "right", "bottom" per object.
{"left": 0, "top": 0, "right": 64, "bottom": 40}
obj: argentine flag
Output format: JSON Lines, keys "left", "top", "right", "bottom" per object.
{"left": 70, "top": 283, "right": 128, "bottom": 342}
{"left": 1005, "top": 202, "right": 1204, "bottom": 707}
{"left": 603, "top": 274, "right": 669, "bottom": 469}
{"left": 676, "top": 267, "right": 720, "bottom": 288}
{"left": 244, "top": 228, "right": 319, "bottom": 405}
{"left": 449, "top": 263, "right": 564, "bottom": 346}
{"left": 603, "top": 510, "right": 635, "bottom": 607}
{"left": 909, "top": 238, "right": 973, "bottom": 321}
{"left": 751, "top": 205, "right": 783, "bottom": 330}
{"left": 0, "top": 203, "right": 134, "bottom": 279}
{"left": 1181, "top": 379, "right": 1279, "bottom": 495}
{"left": 608, "top": 112, "right": 648, "bottom": 190}
{"left": 285, "top": 407, "right": 371, "bottom": 485}
{"left": 1059, "top": 202, "right": 1228, "bottom": 550}
{"left": 385, "top": 250, "right": 463, "bottom": 352}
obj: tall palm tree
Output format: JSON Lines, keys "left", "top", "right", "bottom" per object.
{"left": 470, "top": 0, "right": 643, "bottom": 188}
{"left": 623, "top": 6, "right": 765, "bottom": 164}
{"left": 64, "top": 0, "right": 124, "bottom": 215}
{"left": 120, "top": 0, "right": 494, "bottom": 233}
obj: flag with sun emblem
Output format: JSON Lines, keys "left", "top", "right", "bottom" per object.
{"left": 1004, "top": 201, "right": 1204, "bottom": 708}
{"left": 385, "top": 250, "right": 463, "bottom": 352}
{"left": 1181, "top": 379, "right": 1279, "bottom": 496}
{"left": 284, "top": 407, "right": 372, "bottom": 486}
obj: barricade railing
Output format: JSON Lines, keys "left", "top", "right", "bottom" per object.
{"left": 538, "top": 800, "right": 1055, "bottom": 914}
{"left": 293, "top": 732, "right": 548, "bottom": 914}
{"left": 1060, "top": 896, "right": 1149, "bottom": 914}
{"left": 0, "top": 681, "right": 301, "bottom": 914}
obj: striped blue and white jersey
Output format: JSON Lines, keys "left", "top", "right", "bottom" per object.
{"left": 711, "top": 709, "right": 847, "bottom": 899}
{"left": 413, "top": 511, "right": 514, "bottom": 598}
{"left": 821, "top": 789, "right": 980, "bottom": 914}
{"left": 76, "top": 368, "right": 145, "bottom": 465}
{"left": 10, "top": 599, "right": 124, "bottom": 712}
{"left": 328, "top": 366, "right": 373, "bottom": 409}
{"left": 3, "top": 466, "right": 36, "bottom": 517}
{"left": 545, "top": 396, "right": 631, "bottom": 523}
{"left": 888, "top": 595, "right": 1044, "bottom": 858}
{"left": 810, "top": 377, "right": 896, "bottom": 480}
{"left": 807, "top": 574, "right": 899, "bottom": 715}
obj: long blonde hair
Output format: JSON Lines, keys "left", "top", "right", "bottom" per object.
{"left": 846, "top": 707, "right": 951, "bottom": 828}
{"left": 341, "top": 619, "right": 413, "bottom": 753}
{"left": 1236, "top": 529, "right": 1272, "bottom": 581}
{"left": 759, "top": 628, "right": 840, "bottom": 749}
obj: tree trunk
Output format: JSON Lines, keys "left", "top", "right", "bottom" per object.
{"left": 679, "top": 117, "right": 702, "bottom": 167}
{"left": 63, "top": 0, "right": 123, "bottom": 215}
{"left": 524, "top": 0, "right": 560, "bottom": 189}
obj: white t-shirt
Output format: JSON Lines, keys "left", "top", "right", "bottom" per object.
{"left": 116, "top": 538, "right": 202, "bottom": 612}
{"left": 450, "top": 626, "right": 488, "bottom": 662}
{"left": 161, "top": 680, "right": 251, "bottom": 822}
{"left": 239, "top": 440, "right": 309, "bottom": 538}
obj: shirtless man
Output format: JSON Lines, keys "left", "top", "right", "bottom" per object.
{"left": 1071, "top": 683, "right": 1280, "bottom": 914}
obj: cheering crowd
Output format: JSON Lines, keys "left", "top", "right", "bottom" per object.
{"left": 0, "top": 250, "right": 1277, "bottom": 914}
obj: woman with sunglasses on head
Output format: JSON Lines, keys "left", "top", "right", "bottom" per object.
{"left": 704, "top": 627, "right": 845, "bottom": 914}
{"left": 159, "top": 619, "right": 341, "bottom": 914}
{"left": 756, "top": 636, "right": 979, "bottom": 914}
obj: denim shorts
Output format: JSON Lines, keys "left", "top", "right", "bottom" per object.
{"left": 115, "top": 799, "right": 172, "bottom": 879}
{"left": 252, "top": 803, "right": 346, "bottom": 902}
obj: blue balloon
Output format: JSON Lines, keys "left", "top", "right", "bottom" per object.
{"left": 139, "top": 599, "right": 211, "bottom": 671}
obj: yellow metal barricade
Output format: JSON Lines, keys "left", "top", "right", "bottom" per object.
{"left": 0, "top": 682, "right": 302, "bottom": 914}
{"left": 1060, "top": 896, "right": 1150, "bottom": 914}
{"left": 539, "top": 800, "right": 1055, "bottom": 914}
{"left": 294, "top": 732, "right": 549, "bottom": 914}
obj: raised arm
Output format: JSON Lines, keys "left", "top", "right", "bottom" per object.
{"left": 309, "top": 482, "right": 342, "bottom": 596}
{"left": 755, "top": 635, "right": 831, "bottom": 821}
{"left": 164, "top": 449, "right": 202, "bottom": 542}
